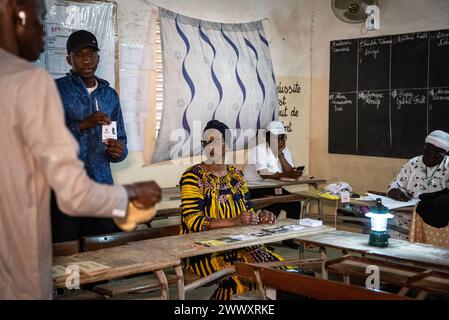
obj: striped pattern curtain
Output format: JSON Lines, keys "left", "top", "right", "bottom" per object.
{"left": 151, "top": 8, "right": 278, "bottom": 163}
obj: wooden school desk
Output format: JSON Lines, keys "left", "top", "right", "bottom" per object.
{"left": 53, "top": 245, "right": 182, "bottom": 300}
{"left": 297, "top": 189, "right": 414, "bottom": 232}
{"left": 293, "top": 230, "right": 449, "bottom": 277}
{"left": 53, "top": 219, "right": 333, "bottom": 300}
{"left": 127, "top": 219, "right": 334, "bottom": 297}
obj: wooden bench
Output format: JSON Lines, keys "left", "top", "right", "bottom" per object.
{"left": 81, "top": 224, "right": 180, "bottom": 251}
{"left": 235, "top": 262, "right": 412, "bottom": 300}
{"left": 406, "top": 270, "right": 449, "bottom": 298}
{"left": 325, "top": 255, "right": 449, "bottom": 299}
{"left": 53, "top": 240, "right": 80, "bottom": 257}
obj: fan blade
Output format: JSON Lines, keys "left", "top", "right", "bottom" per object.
{"left": 343, "top": 10, "right": 366, "bottom": 22}
{"left": 333, "top": 0, "right": 353, "bottom": 10}
{"left": 359, "top": 0, "right": 378, "bottom": 6}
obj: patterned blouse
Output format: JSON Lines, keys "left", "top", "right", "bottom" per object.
{"left": 179, "top": 164, "right": 253, "bottom": 234}
{"left": 388, "top": 155, "right": 449, "bottom": 198}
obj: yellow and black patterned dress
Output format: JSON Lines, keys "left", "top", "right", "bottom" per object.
{"left": 180, "top": 164, "right": 285, "bottom": 300}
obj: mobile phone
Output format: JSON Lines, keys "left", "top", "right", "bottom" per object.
{"left": 296, "top": 166, "right": 305, "bottom": 171}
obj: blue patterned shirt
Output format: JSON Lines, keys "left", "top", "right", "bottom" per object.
{"left": 56, "top": 71, "right": 128, "bottom": 185}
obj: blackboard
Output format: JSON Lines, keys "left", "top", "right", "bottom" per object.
{"left": 329, "top": 29, "right": 449, "bottom": 159}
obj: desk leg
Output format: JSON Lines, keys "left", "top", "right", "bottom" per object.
{"left": 301, "top": 199, "right": 309, "bottom": 219}
{"left": 175, "top": 265, "right": 185, "bottom": 300}
{"left": 298, "top": 243, "right": 305, "bottom": 259}
{"left": 154, "top": 269, "right": 169, "bottom": 300}
{"left": 318, "top": 200, "right": 324, "bottom": 221}
{"left": 320, "top": 247, "right": 328, "bottom": 280}
{"left": 398, "top": 287, "right": 410, "bottom": 296}
{"left": 416, "top": 290, "right": 428, "bottom": 300}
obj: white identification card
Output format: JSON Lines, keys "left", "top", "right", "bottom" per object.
{"left": 341, "top": 190, "right": 350, "bottom": 203}
{"left": 102, "top": 121, "right": 117, "bottom": 142}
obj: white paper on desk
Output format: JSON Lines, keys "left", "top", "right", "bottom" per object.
{"left": 282, "top": 224, "right": 306, "bottom": 231}
{"left": 365, "top": 193, "right": 419, "bottom": 210}
{"left": 298, "top": 219, "right": 323, "bottom": 227}
{"left": 227, "top": 234, "right": 257, "bottom": 241}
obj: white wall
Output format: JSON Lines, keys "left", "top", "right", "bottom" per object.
{"left": 111, "top": 0, "right": 311, "bottom": 187}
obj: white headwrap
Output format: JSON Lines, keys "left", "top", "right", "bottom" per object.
{"left": 425, "top": 130, "right": 449, "bottom": 152}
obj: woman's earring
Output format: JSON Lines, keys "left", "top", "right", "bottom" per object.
{"left": 18, "top": 11, "right": 27, "bottom": 26}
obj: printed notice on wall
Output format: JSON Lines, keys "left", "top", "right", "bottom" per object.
{"left": 36, "top": 0, "right": 117, "bottom": 89}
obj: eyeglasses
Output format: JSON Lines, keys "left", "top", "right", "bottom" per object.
{"left": 201, "top": 138, "right": 223, "bottom": 148}
{"left": 424, "top": 144, "right": 447, "bottom": 157}
{"left": 277, "top": 135, "right": 287, "bottom": 142}
{"left": 74, "top": 51, "right": 99, "bottom": 60}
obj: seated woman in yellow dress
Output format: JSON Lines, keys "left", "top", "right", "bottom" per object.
{"left": 179, "top": 120, "right": 285, "bottom": 300}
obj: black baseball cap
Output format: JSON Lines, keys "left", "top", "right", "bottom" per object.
{"left": 66, "top": 30, "right": 100, "bottom": 54}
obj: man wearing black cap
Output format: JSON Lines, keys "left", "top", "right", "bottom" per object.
{"left": 51, "top": 30, "right": 128, "bottom": 242}
{"left": 0, "top": 0, "right": 161, "bottom": 299}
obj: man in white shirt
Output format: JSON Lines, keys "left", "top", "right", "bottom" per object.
{"left": 0, "top": 0, "right": 161, "bottom": 299}
{"left": 244, "top": 121, "right": 301, "bottom": 182}
{"left": 244, "top": 121, "right": 303, "bottom": 223}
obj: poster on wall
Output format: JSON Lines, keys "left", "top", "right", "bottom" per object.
{"left": 37, "top": 0, "right": 117, "bottom": 89}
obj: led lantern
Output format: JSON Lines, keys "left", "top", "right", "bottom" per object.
{"left": 365, "top": 198, "right": 393, "bottom": 247}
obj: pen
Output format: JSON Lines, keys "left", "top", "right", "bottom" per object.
{"left": 396, "top": 183, "right": 411, "bottom": 200}
{"left": 95, "top": 98, "right": 99, "bottom": 112}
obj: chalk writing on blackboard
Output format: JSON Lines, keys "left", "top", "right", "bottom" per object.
{"left": 359, "top": 92, "right": 384, "bottom": 109}
{"left": 331, "top": 40, "right": 352, "bottom": 53}
{"left": 329, "top": 93, "right": 353, "bottom": 112}
{"left": 436, "top": 31, "right": 449, "bottom": 47}
{"left": 330, "top": 28, "right": 449, "bottom": 159}
{"left": 429, "top": 89, "right": 449, "bottom": 102}
{"left": 391, "top": 90, "right": 426, "bottom": 110}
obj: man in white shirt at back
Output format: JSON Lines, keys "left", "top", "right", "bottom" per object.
{"left": 245, "top": 121, "right": 302, "bottom": 182}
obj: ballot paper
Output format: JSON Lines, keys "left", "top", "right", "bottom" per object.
{"left": 196, "top": 239, "right": 228, "bottom": 247}
{"left": 250, "top": 231, "right": 273, "bottom": 237}
{"left": 197, "top": 234, "right": 258, "bottom": 246}
{"left": 298, "top": 219, "right": 323, "bottom": 227}
{"left": 262, "top": 224, "right": 306, "bottom": 234}
{"left": 262, "top": 226, "right": 290, "bottom": 234}
{"left": 102, "top": 121, "right": 117, "bottom": 142}
{"left": 282, "top": 224, "right": 306, "bottom": 231}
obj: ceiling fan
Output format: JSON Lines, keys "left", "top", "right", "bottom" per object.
{"left": 331, "top": 0, "right": 384, "bottom": 24}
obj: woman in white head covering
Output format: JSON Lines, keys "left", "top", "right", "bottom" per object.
{"left": 387, "top": 130, "right": 449, "bottom": 201}
{"left": 386, "top": 130, "right": 449, "bottom": 241}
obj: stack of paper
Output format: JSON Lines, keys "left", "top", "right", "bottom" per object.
{"left": 364, "top": 193, "right": 419, "bottom": 210}
{"left": 298, "top": 219, "right": 323, "bottom": 227}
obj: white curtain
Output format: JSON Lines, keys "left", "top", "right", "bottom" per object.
{"left": 151, "top": 8, "right": 278, "bottom": 163}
